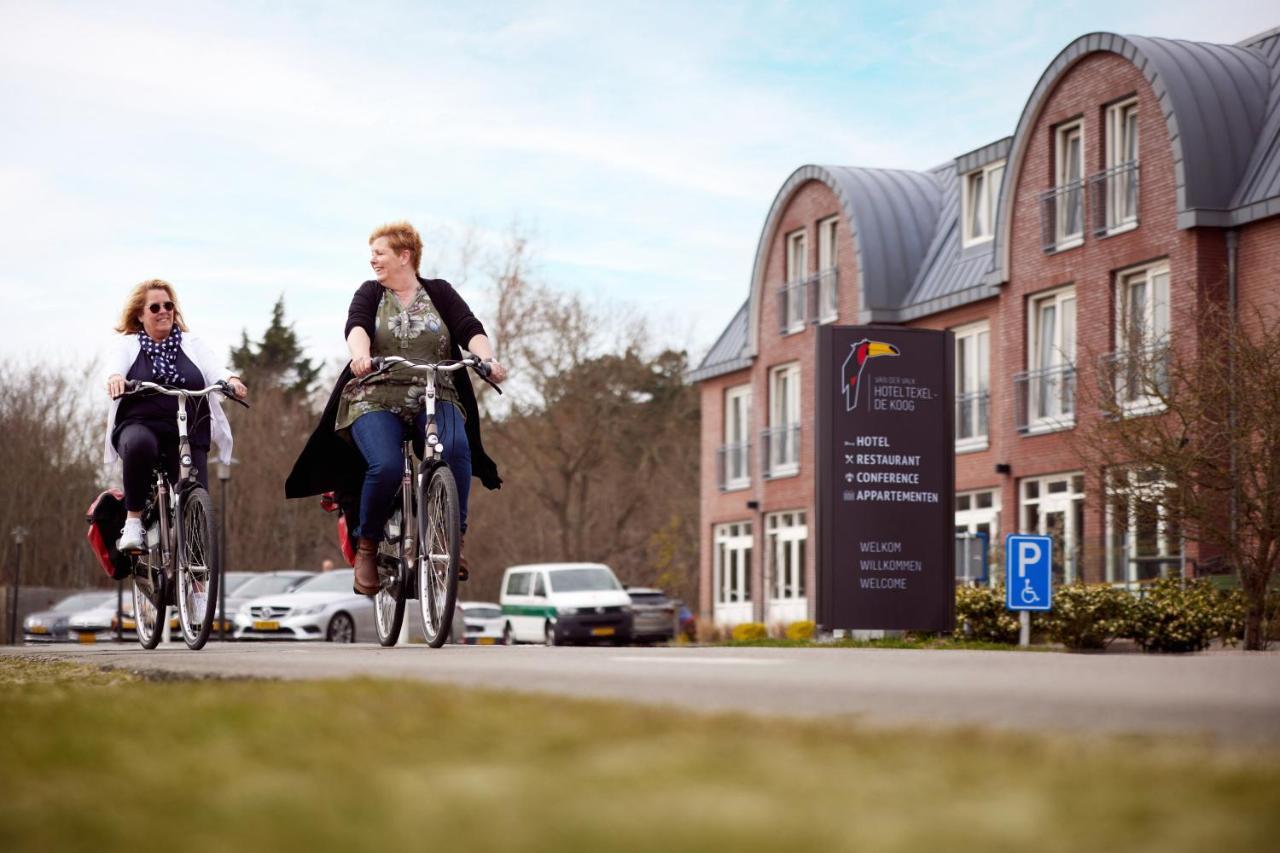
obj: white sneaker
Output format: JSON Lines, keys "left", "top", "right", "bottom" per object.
{"left": 117, "top": 518, "right": 145, "bottom": 553}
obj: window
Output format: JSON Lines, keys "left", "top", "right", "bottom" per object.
{"left": 955, "top": 489, "right": 1000, "bottom": 585}
{"left": 713, "top": 521, "right": 753, "bottom": 623}
{"left": 533, "top": 573, "right": 547, "bottom": 597}
{"left": 765, "top": 363, "right": 801, "bottom": 477}
{"left": 953, "top": 322, "right": 990, "bottom": 450}
{"left": 505, "top": 572, "right": 531, "bottom": 596}
{"left": 1111, "top": 261, "right": 1170, "bottom": 412}
{"left": 782, "top": 229, "right": 807, "bottom": 333}
{"left": 1106, "top": 469, "right": 1181, "bottom": 584}
{"left": 963, "top": 161, "right": 1005, "bottom": 246}
{"left": 817, "top": 216, "right": 839, "bottom": 322}
{"left": 1102, "top": 98, "right": 1139, "bottom": 233}
{"left": 720, "top": 385, "right": 752, "bottom": 490}
{"left": 766, "top": 511, "right": 807, "bottom": 601}
{"left": 1021, "top": 287, "right": 1076, "bottom": 432}
{"left": 1020, "top": 473, "right": 1085, "bottom": 584}
{"left": 1053, "top": 120, "right": 1084, "bottom": 250}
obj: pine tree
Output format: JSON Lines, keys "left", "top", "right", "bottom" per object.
{"left": 229, "top": 295, "right": 320, "bottom": 396}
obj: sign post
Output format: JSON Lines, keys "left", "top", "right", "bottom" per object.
{"left": 817, "top": 327, "right": 955, "bottom": 632}
{"left": 1004, "top": 534, "right": 1053, "bottom": 646}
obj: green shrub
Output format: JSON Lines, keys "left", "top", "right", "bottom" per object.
{"left": 1129, "top": 578, "right": 1224, "bottom": 653}
{"left": 730, "top": 622, "right": 768, "bottom": 643}
{"left": 784, "top": 620, "right": 816, "bottom": 642}
{"left": 955, "top": 585, "right": 1019, "bottom": 644}
{"left": 1042, "top": 583, "right": 1132, "bottom": 650}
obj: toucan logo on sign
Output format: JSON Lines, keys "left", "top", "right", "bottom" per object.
{"left": 841, "top": 339, "right": 899, "bottom": 412}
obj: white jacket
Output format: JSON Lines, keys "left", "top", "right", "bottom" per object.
{"left": 102, "top": 332, "right": 236, "bottom": 466}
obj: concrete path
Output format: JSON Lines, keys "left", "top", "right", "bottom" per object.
{"left": 5, "top": 643, "right": 1279, "bottom": 745}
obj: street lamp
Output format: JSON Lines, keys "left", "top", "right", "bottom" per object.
{"left": 9, "top": 526, "right": 28, "bottom": 646}
{"left": 217, "top": 459, "right": 235, "bottom": 641}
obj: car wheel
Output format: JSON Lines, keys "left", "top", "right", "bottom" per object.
{"left": 327, "top": 612, "right": 356, "bottom": 643}
{"left": 502, "top": 622, "right": 515, "bottom": 645}
{"left": 544, "top": 621, "right": 558, "bottom": 647}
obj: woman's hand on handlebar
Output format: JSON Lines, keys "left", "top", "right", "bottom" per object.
{"left": 107, "top": 374, "right": 126, "bottom": 399}
{"left": 227, "top": 377, "right": 248, "bottom": 399}
{"left": 482, "top": 358, "right": 508, "bottom": 384}
{"left": 352, "top": 355, "right": 374, "bottom": 377}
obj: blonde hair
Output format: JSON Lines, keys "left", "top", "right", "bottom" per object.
{"left": 369, "top": 220, "right": 423, "bottom": 272}
{"left": 115, "top": 279, "right": 189, "bottom": 335}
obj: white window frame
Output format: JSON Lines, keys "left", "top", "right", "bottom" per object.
{"left": 767, "top": 363, "right": 801, "bottom": 478}
{"left": 1054, "top": 120, "right": 1085, "bottom": 250}
{"left": 1027, "top": 286, "right": 1076, "bottom": 432}
{"left": 955, "top": 489, "right": 1000, "bottom": 586}
{"left": 1104, "top": 97, "right": 1139, "bottom": 233}
{"left": 713, "top": 521, "right": 753, "bottom": 626}
{"left": 1105, "top": 469, "right": 1181, "bottom": 586}
{"left": 953, "top": 321, "right": 990, "bottom": 451}
{"left": 723, "top": 385, "right": 752, "bottom": 491}
{"left": 1113, "top": 261, "right": 1169, "bottom": 416}
{"left": 1020, "top": 472, "right": 1085, "bottom": 585}
{"left": 765, "top": 510, "right": 808, "bottom": 624}
{"left": 783, "top": 229, "right": 808, "bottom": 334}
{"left": 962, "top": 160, "right": 1005, "bottom": 247}
{"left": 816, "top": 215, "right": 839, "bottom": 323}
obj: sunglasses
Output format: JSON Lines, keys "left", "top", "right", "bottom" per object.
{"left": 147, "top": 301, "right": 175, "bottom": 314}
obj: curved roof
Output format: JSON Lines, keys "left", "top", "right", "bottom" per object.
{"left": 687, "top": 300, "right": 750, "bottom": 383}
{"left": 986, "top": 32, "right": 1273, "bottom": 285}
{"left": 743, "top": 164, "right": 943, "bottom": 357}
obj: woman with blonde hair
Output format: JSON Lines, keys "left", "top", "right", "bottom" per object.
{"left": 104, "top": 279, "right": 247, "bottom": 552}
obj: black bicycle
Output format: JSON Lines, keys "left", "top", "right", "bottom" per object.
{"left": 355, "top": 355, "right": 498, "bottom": 648}
{"left": 118, "top": 380, "right": 248, "bottom": 650}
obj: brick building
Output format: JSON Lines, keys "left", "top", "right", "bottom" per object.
{"left": 690, "top": 28, "right": 1280, "bottom": 628}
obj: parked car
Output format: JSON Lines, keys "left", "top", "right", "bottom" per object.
{"left": 626, "top": 587, "right": 677, "bottom": 644}
{"left": 69, "top": 593, "right": 136, "bottom": 643}
{"left": 232, "top": 569, "right": 374, "bottom": 643}
{"left": 170, "top": 570, "right": 313, "bottom": 638}
{"left": 499, "top": 563, "right": 633, "bottom": 646}
{"left": 458, "top": 601, "right": 504, "bottom": 645}
{"left": 24, "top": 591, "right": 114, "bottom": 643}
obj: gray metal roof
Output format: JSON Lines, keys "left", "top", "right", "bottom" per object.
{"left": 687, "top": 300, "right": 750, "bottom": 383}
{"left": 1231, "top": 29, "right": 1280, "bottom": 220}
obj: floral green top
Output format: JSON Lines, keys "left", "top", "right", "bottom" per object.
{"left": 334, "top": 286, "right": 463, "bottom": 433}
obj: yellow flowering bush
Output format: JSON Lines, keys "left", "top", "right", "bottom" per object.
{"left": 730, "top": 622, "right": 768, "bottom": 643}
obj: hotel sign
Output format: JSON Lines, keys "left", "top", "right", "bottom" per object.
{"left": 816, "top": 326, "right": 955, "bottom": 632}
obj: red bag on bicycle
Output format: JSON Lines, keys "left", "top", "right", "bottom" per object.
{"left": 320, "top": 491, "right": 357, "bottom": 567}
{"left": 85, "top": 489, "right": 133, "bottom": 580}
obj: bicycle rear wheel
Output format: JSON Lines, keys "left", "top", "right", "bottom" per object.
{"left": 374, "top": 501, "right": 408, "bottom": 646}
{"left": 418, "top": 463, "right": 460, "bottom": 648}
{"left": 133, "top": 532, "right": 166, "bottom": 650}
{"left": 176, "top": 487, "right": 219, "bottom": 650}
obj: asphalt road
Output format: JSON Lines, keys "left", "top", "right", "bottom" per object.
{"left": 6, "top": 643, "right": 1279, "bottom": 745}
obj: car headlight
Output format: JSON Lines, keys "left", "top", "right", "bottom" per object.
{"left": 25, "top": 617, "right": 42, "bottom": 628}
{"left": 293, "top": 604, "right": 327, "bottom": 617}
{"left": 236, "top": 605, "right": 252, "bottom": 618}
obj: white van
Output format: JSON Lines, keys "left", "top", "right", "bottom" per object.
{"left": 499, "top": 562, "right": 633, "bottom": 646}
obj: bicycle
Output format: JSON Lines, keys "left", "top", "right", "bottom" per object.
{"left": 353, "top": 355, "right": 499, "bottom": 648}
{"left": 117, "top": 379, "right": 249, "bottom": 650}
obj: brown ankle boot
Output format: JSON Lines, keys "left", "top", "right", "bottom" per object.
{"left": 458, "top": 534, "right": 468, "bottom": 582}
{"left": 354, "top": 538, "right": 378, "bottom": 596}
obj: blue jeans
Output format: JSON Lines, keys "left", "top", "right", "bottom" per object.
{"left": 349, "top": 405, "right": 471, "bottom": 541}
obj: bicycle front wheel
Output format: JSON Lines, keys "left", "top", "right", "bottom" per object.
{"left": 418, "top": 463, "right": 460, "bottom": 648}
{"left": 374, "top": 503, "right": 408, "bottom": 647}
{"left": 176, "top": 487, "right": 219, "bottom": 650}
{"left": 133, "top": 538, "right": 166, "bottom": 650}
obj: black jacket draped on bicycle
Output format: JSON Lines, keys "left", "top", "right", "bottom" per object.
{"left": 285, "top": 277, "right": 503, "bottom": 505}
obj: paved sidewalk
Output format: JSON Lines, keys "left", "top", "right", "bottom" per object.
{"left": 5, "top": 644, "right": 1279, "bottom": 745}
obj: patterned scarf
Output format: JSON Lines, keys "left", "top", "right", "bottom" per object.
{"left": 137, "top": 326, "right": 185, "bottom": 386}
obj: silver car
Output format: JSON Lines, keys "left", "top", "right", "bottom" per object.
{"left": 458, "top": 601, "right": 504, "bottom": 645}
{"left": 232, "top": 569, "right": 375, "bottom": 643}
{"left": 24, "top": 591, "right": 114, "bottom": 643}
{"left": 69, "top": 593, "right": 136, "bottom": 644}
{"left": 626, "top": 587, "right": 677, "bottom": 644}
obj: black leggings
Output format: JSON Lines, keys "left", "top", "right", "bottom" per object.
{"left": 115, "top": 423, "right": 209, "bottom": 512}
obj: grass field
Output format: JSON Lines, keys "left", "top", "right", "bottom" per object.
{"left": 1, "top": 656, "right": 1277, "bottom": 853}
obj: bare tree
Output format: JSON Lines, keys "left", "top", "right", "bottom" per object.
{"left": 1079, "top": 299, "right": 1280, "bottom": 649}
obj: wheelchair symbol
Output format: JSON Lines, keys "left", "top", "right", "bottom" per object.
{"left": 1020, "top": 577, "right": 1040, "bottom": 605}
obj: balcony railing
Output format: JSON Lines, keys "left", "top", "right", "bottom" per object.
{"left": 777, "top": 268, "right": 839, "bottom": 332}
{"left": 955, "top": 389, "right": 990, "bottom": 444}
{"left": 1100, "top": 345, "right": 1170, "bottom": 411}
{"left": 716, "top": 442, "right": 752, "bottom": 491}
{"left": 1089, "top": 161, "right": 1140, "bottom": 236}
{"left": 761, "top": 425, "right": 801, "bottom": 478}
{"left": 1014, "top": 364, "right": 1076, "bottom": 434}
{"left": 1039, "top": 180, "right": 1086, "bottom": 253}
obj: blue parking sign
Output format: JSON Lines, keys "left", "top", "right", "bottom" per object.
{"left": 1005, "top": 534, "right": 1052, "bottom": 612}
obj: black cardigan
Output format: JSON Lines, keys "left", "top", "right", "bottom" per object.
{"left": 284, "top": 277, "right": 502, "bottom": 501}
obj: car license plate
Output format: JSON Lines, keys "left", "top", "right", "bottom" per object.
{"left": 253, "top": 620, "right": 279, "bottom": 631}
{"left": 78, "top": 633, "right": 96, "bottom": 644}
{"left": 477, "top": 637, "right": 496, "bottom": 645}
{"left": 29, "top": 626, "right": 47, "bottom": 634}
{"left": 591, "top": 626, "right": 615, "bottom": 637}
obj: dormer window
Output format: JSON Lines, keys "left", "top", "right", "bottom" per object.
{"left": 962, "top": 161, "right": 1005, "bottom": 246}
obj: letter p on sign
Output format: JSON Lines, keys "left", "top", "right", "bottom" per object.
{"left": 1017, "top": 540, "right": 1041, "bottom": 577}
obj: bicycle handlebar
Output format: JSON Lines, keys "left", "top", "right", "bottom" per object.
{"left": 363, "top": 355, "right": 504, "bottom": 395}
{"left": 122, "top": 379, "right": 251, "bottom": 408}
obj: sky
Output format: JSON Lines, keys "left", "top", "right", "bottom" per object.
{"left": 2, "top": 0, "right": 1276, "bottom": 378}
